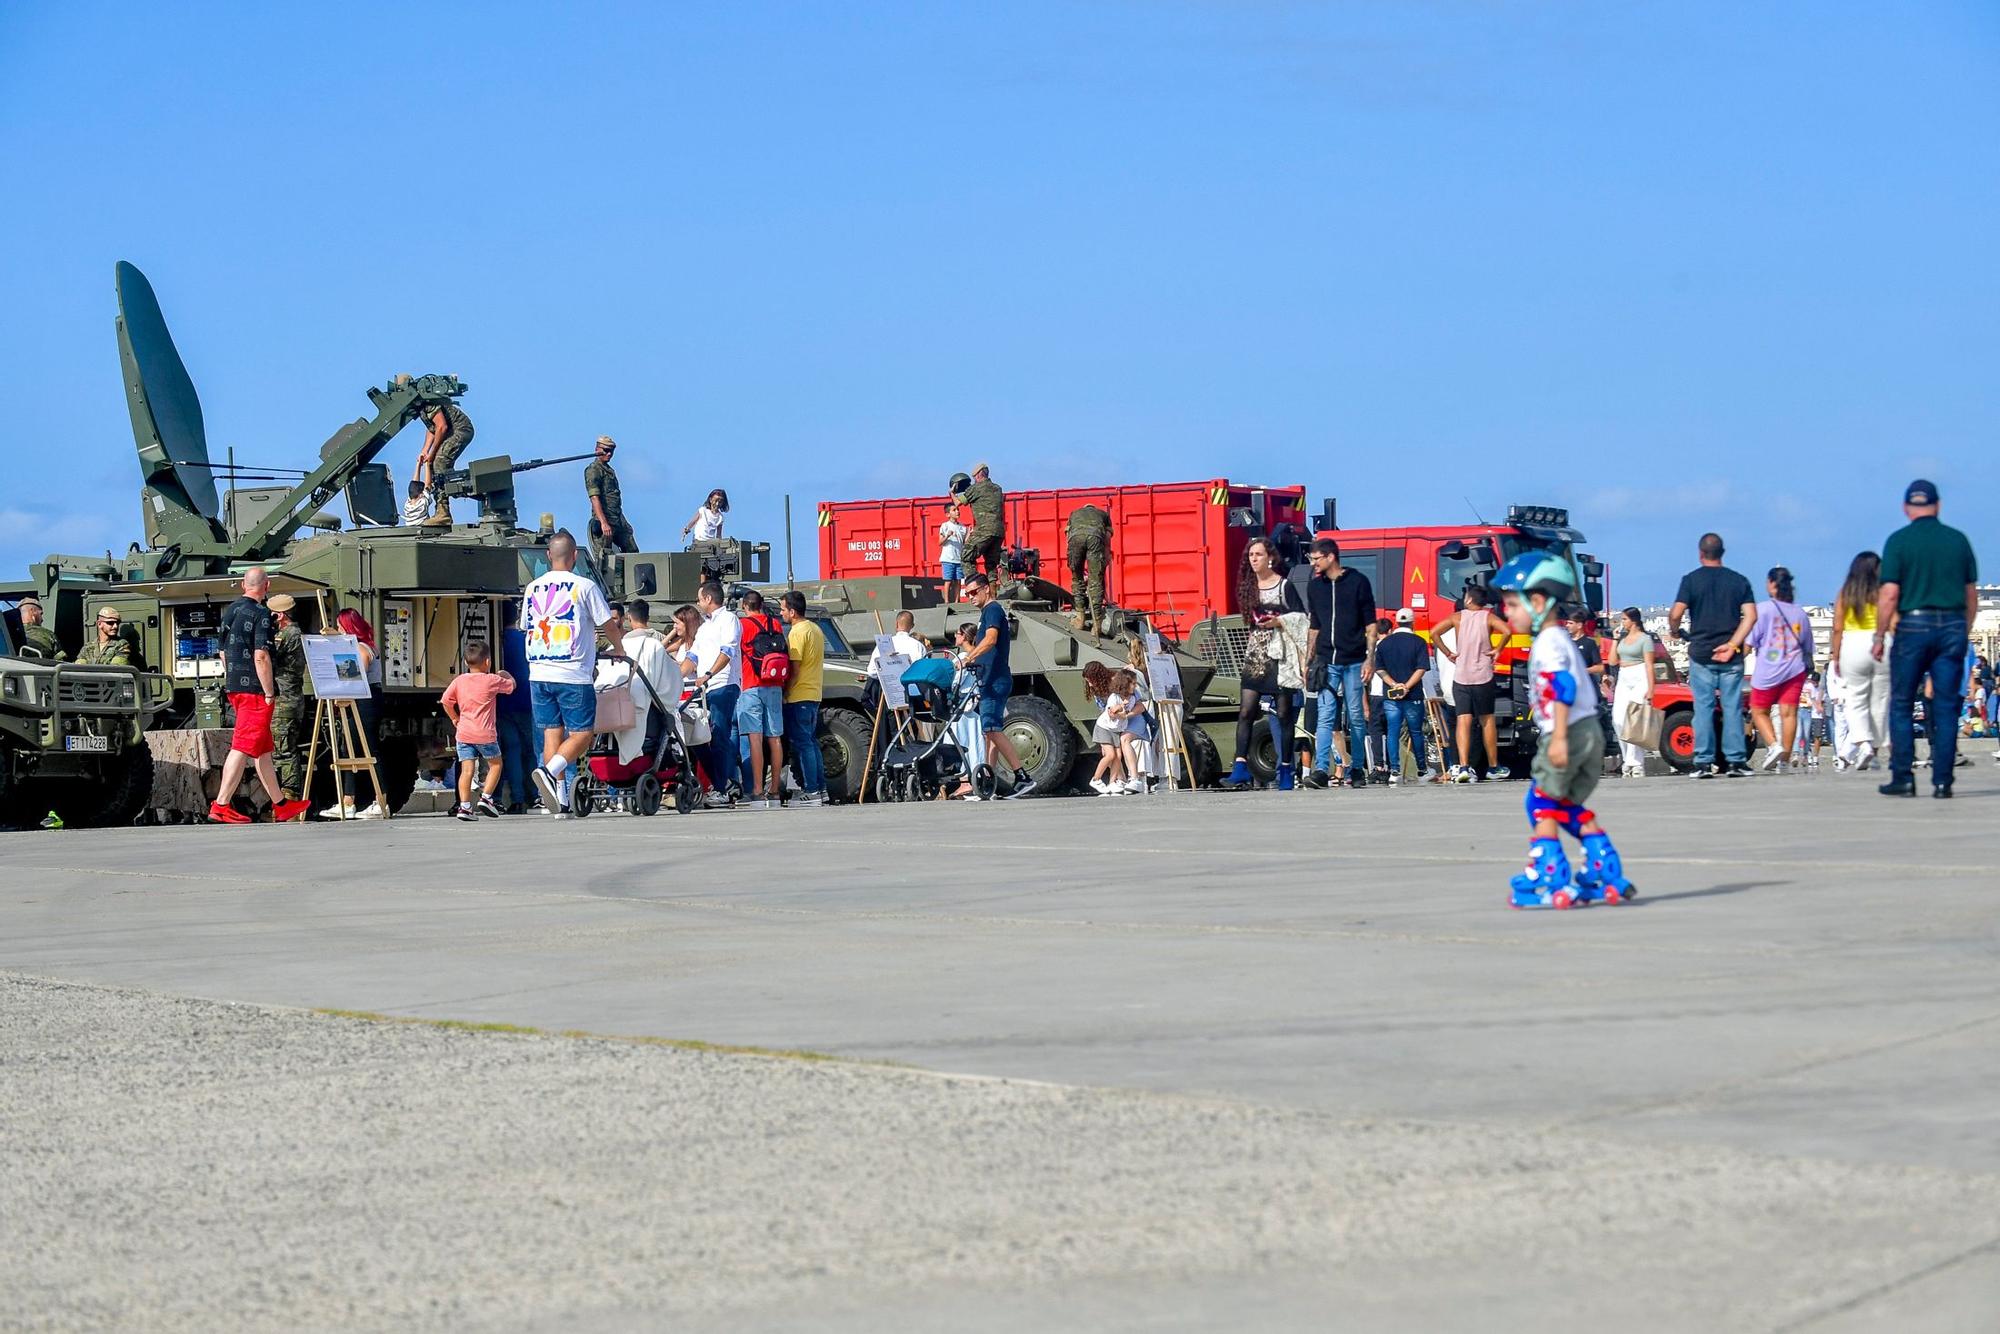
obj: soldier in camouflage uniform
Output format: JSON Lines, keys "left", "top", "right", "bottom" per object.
{"left": 1065, "top": 503, "right": 1114, "bottom": 635}
{"left": 406, "top": 375, "right": 476, "bottom": 525}
{"left": 960, "top": 462, "right": 1010, "bottom": 591}
{"left": 585, "top": 435, "right": 638, "bottom": 601}
{"left": 267, "top": 594, "right": 309, "bottom": 800}
{"left": 16, "top": 593, "right": 64, "bottom": 660}
{"left": 76, "top": 609, "right": 134, "bottom": 666}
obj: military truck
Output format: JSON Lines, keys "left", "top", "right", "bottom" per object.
{"left": 778, "top": 572, "right": 1218, "bottom": 795}
{"left": 0, "top": 592, "right": 173, "bottom": 828}
{"left": 27, "top": 261, "right": 597, "bottom": 814}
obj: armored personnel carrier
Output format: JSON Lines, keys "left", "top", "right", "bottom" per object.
{"left": 28, "top": 262, "right": 593, "bottom": 813}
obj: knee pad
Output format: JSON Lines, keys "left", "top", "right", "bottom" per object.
{"left": 1525, "top": 786, "right": 1593, "bottom": 836}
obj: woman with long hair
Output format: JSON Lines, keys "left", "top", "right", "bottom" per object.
{"left": 1223, "top": 536, "right": 1306, "bottom": 789}
{"left": 1827, "top": 550, "right": 1888, "bottom": 770}
{"left": 1611, "top": 606, "right": 1656, "bottom": 778}
{"left": 683, "top": 489, "right": 730, "bottom": 544}
{"left": 321, "top": 607, "right": 387, "bottom": 819}
{"left": 1746, "top": 565, "right": 1813, "bottom": 773}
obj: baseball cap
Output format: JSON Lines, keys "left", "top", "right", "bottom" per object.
{"left": 1905, "top": 478, "right": 1938, "bottom": 505}
{"left": 268, "top": 593, "right": 296, "bottom": 613}
{"left": 1394, "top": 608, "right": 1414, "bottom": 625}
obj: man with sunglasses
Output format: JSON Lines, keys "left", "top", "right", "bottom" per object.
{"left": 77, "top": 609, "right": 134, "bottom": 667}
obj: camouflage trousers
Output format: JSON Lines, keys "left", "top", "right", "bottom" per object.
{"left": 272, "top": 697, "right": 306, "bottom": 798}
{"left": 590, "top": 521, "right": 637, "bottom": 601}
{"left": 1067, "top": 530, "right": 1110, "bottom": 624}
{"left": 965, "top": 530, "right": 1009, "bottom": 586}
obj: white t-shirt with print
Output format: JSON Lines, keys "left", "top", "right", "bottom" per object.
{"left": 692, "top": 507, "right": 726, "bottom": 541}
{"left": 1528, "top": 624, "right": 1595, "bottom": 736}
{"left": 520, "top": 570, "right": 614, "bottom": 686}
{"left": 688, "top": 607, "right": 742, "bottom": 692}
{"left": 1096, "top": 691, "right": 1128, "bottom": 733}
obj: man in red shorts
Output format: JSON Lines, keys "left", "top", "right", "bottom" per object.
{"left": 210, "top": 567, "right": 310, "bottom": 824}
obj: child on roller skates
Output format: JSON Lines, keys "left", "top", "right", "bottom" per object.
{"left": 1490, "top": 552, "right": 1637, "bottom": 910}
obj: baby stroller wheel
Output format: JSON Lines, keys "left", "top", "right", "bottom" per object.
{"left": 974, "top": 765, "right": 998, "bottom": 800}
{"left": 902, "top": 771, "right": 926, "bottom": 804}
{"left": 571, "top": 774, "right": 595, "bottom": 818}
{"left": 634, "top": 772, "right": 663, "bottom": 817}
{"left": 875, "top": 771, "right": 900, "bottom": 804}
{"left": 674, "top": 774, "right": 700, "bottom": 815}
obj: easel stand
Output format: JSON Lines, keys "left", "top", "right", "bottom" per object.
{"left": 299, "top": 698, "right": 391, "bottom": 821}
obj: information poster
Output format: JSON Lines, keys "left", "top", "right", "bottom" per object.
{"left": 1144, "top": 653, "right": 1184, "bottom": 703}
{"left": 877, "top": 654, "right": 912, "bottom": 710}
{"left": 303, "top": 634, "right": 372, "bottom": 699}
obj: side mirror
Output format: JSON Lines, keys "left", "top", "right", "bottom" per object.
{"left": 1474, "top": 547, "right": 1498, "bottom": 568}
{"left": 1584, "top": 560, "right": 1605, "bottom": 578}
{"left": 1438, "top": 541, "right": 1470, "bottom": 560}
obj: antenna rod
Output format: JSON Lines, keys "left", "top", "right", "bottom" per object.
{"left": 784, "top": 494, "right": 795, "bottom": 589}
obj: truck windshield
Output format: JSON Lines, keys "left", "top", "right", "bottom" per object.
{"left": 1500, "top": 534, "right": 1584, "bottom": 593}
{"left": 814, "top": 617, "right": 854, "bottom": 657}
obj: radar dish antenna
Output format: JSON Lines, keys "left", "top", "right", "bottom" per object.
{"left": 116, "top": 260, "right": 222, "bottom": 524}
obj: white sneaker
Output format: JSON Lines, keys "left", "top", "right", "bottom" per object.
{"left": 354, "top": 802, "right": 384, "bottom": 819}
{"left": 793, "top": 792, "right": 824, "bottom": 808}
{"left": 1121, "top": 779, "right": 1145, "bottom": 794}
{"left": 1089, "top": 778, "right": 1112, "bottom": 795}
{"left": 703, "top": 789, "right": 731, "bottom": 809}
{"left": 742, "top": 797, "right": 770, "bottom": 810}
{"left": 318, "top": 802, "right": 355, "bottom": 821}
{"left": 1488, "top": 766, "right": 1509, "bottom": 781}
{"left": 1759, "top": 750, "right": 1782, "bottom": 773}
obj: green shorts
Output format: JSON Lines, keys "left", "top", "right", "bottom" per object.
{"left": 1530, "top": 717, "right": 1604, "bottom": 805}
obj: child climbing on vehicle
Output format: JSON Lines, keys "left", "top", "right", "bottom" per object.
{"left": 1491, "top": 552, "right": 1637, "bottom": 910}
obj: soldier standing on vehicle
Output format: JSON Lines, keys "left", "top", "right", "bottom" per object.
{"left": 407, "top": 376, "right": 475, "bottom": 519}
{"left": 961, "top": 463, "right": 1010, "bottom": 590}
{"left": 585, "top": 435, "right": 637, "bottom": 600}
{"left": 1065, "top": 503, "right": 1113, "bottom": 636}
{"left": 17, "top": 594, "right": 63, "bottom": 660}
{"left": 267, "top": 594, "right": 308, "bottom": 802}
{"left": 77, "top": 608, "right": 134, "bottom": 667}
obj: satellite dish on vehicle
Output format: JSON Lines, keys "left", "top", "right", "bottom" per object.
{"left": 116, "top": 260, "right": 220, "bottom": 522}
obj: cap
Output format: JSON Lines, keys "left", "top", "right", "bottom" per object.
{"left": 268, "top": 593, "right": 296, "bottom": 613}
{"left": 19, "top": 592, "right": 39, "bottom": 606}
{"left": 596, "top": 435, "right": 616, "bottom": 449}
{"left": 971, "top": 461, "right": 990, "bottom": 476}
{"left": 1905, "top": 478, "right": 1938, "bottom": 505}
{"left": 1394, "top": 607, "right": 1414, "bottom": 625}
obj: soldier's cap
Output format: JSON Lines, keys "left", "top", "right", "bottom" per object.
{"left": 1905, "top": 478, "right": 1938, "bottom": 505}
{"left": 19, "top": 592, "right": 40, "bottom": 607}
{"left": 267, "top": 594, "right": 297, "bottom": 613}
{"left": 971, "top": 461, "right": 990, "bottom": 476}
{"left": 596, "top": 435, "right": 616, "bottom": 449}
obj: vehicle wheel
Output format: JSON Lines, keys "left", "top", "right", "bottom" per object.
{"left": 675, "top": 774, "right": 700, "bottom": 815}
{"left": 0, "top": 761, "right": 47, "bottom": 830}
{"left": 1660, "top": 708, "right": 1696, "bottom": 772}
{"left": 48, "top": 744, "right": 155, "bottom": 829}
{"left": 1246, "top": 725, "right": 1280, "bottom": 786}
{"left": 1000, "top": 695, "right": 1077, "bottom": 797}
{"left": 1182, "top": 721, "right": 1221, "bottom": 789}
{"left": 818, "top": 706, "right": 873, "bottom": 804}
{"left": 902, "top": 771, "right": 926, "bottom": 804}
{"left": 634, "top": 772, "right": 663, "bottom": 817}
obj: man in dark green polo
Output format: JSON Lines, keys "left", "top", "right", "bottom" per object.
{"left": 1875, "top": 478, "right": 1978, "bottom": 798}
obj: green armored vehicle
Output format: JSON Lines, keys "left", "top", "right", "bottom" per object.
{"left": 29, "top": 261, "right": 591, "bottom": 814}
{"left": 0, "top": 593, "right": 173, "bottom": 828}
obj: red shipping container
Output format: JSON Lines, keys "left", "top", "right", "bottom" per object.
{"left": 817, "top": 480, "right": 1306, "bottom": 638}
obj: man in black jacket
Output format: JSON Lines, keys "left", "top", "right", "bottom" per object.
{"left": 1304, "top": 539, "right": 1378, "bottom": 788}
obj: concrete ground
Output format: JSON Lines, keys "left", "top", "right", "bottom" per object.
{"left": 3, "top": 763, "right": 1998, "bottom": 1331}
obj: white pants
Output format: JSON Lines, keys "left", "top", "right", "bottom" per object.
{"left": 1834, "top": 635, "right": 1889, "bottom": 757}
{"left": 1612, "top": 667, "right": 1651, "bottom": 770}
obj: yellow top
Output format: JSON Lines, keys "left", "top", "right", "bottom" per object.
{"left": 785, "top": 619, "right": 825, "bottom": 703}
{"left": 1841, "top": 601, "right": 1876, "bottom": 632}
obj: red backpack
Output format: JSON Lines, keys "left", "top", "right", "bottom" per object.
{"left": 744, "top": 614, "right": 792, "bottom": 688}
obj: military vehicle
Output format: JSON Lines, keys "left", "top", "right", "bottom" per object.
{"left": 779, "top": 571, "right": 1219, "bottom": 795}
{"left": 0, "top": 592, "right": 173, "bottom": 828}
{"left": 27, "top": 261, "right": 596, "bottom": 814}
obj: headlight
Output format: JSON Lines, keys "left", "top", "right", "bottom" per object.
{"left": 2, "top": 676, "right": 17, "bottom": 698}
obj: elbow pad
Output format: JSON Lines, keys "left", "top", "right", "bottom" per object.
{"left": 1545, "top": 669, "right": 1578, "bottom": 706}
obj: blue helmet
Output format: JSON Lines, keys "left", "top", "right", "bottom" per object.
{"left": 1489, "top": 550, "right": 1576, "bottom": 602}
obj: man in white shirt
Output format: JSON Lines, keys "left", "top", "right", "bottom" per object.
{"left": 618, "top": 601, "right": 683, "bottom": 767}
{"left": 681, "top": 581, "right": 743, "bottom": 804}
{"left": 522, "top": 531, "right": 624, "bottom": 817}
{"left": 865, "top": 611, "right": 928, "bottom": 681}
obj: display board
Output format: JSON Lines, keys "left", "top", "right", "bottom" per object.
{"left": 303, "top": 634, "right": 373, "bottom": 699}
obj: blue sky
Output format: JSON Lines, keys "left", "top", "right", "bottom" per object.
{"left": 2, "top": 1, "right": 1995, "bottom": 605}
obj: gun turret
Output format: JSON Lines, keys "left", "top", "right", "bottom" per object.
{"left": 434, "top": 452, "right": 596, "bottom": 530}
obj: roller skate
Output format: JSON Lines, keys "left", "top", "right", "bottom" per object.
{"left": 1509, "top": 837, "right": 1575, "bottom": 910}
{"left": 1573, "top": 832, "right": 1637, "bottom": 905}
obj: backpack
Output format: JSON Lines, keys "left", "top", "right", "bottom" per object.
{"left": 745, "top": 614, "right": 792, "bottom": 688}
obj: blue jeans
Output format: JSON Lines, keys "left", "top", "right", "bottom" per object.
{"left": 1383, "top": 694, "right": 1426, "bottom": 774}
{"left": 1688, "top": 659, "right": 1746, "bottom": 767}
{"left": 1889, "top": 611, "right": 1968, "bottom": 782}
{"left": 785, "top": 701, "right": 824, "bottom": 792}
{"left": 705, "top": 684, "right": 740, "bottom": 792}
{"left": 497, "top": 709, "right": 537, "bottom": 808}
{"left": 1313, "top": 662, "right": 1369, "bottom": 774}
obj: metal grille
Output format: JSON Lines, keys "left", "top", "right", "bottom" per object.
{"left": 58, "top": 675, "right": 125, "bottom": 708}
{"left": 1190, "top": 624, "right": 1254, "bottom": 676}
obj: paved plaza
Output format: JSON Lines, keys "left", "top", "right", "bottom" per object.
{"left": 4, "top": 770, "right": 1997, "bottom": 1331}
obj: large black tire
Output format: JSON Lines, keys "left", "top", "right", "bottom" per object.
{"left": 818, "top": 706, "right": 873, "bottom": 804}
{"left": 1001, "top": 695, "right": 1078, "bottom": 797}
{"left": 1182, "top": 722, "right": 1221, "bottom": 789}
{"left": 0, "top": 759, "right": 46, "bottom": 830}
{"left": 1246, "top": 724, "right": 1280, "bottom": 785}
{"left": 49, "top": 744, "right": 154, "bottom": 829}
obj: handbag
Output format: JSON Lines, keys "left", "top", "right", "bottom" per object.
{"left": 1240, "top": 626, "right": 1279, "bottom": 692}
{"left": 1619, "top": 698, "right": 1663, "bottom": 749}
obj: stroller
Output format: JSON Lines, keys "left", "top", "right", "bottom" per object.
{"left": 874, "top": 656, "right": 990, "bottom": 802}
{"left": 574, "top": 659, "right": 710, "bottom": 817}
